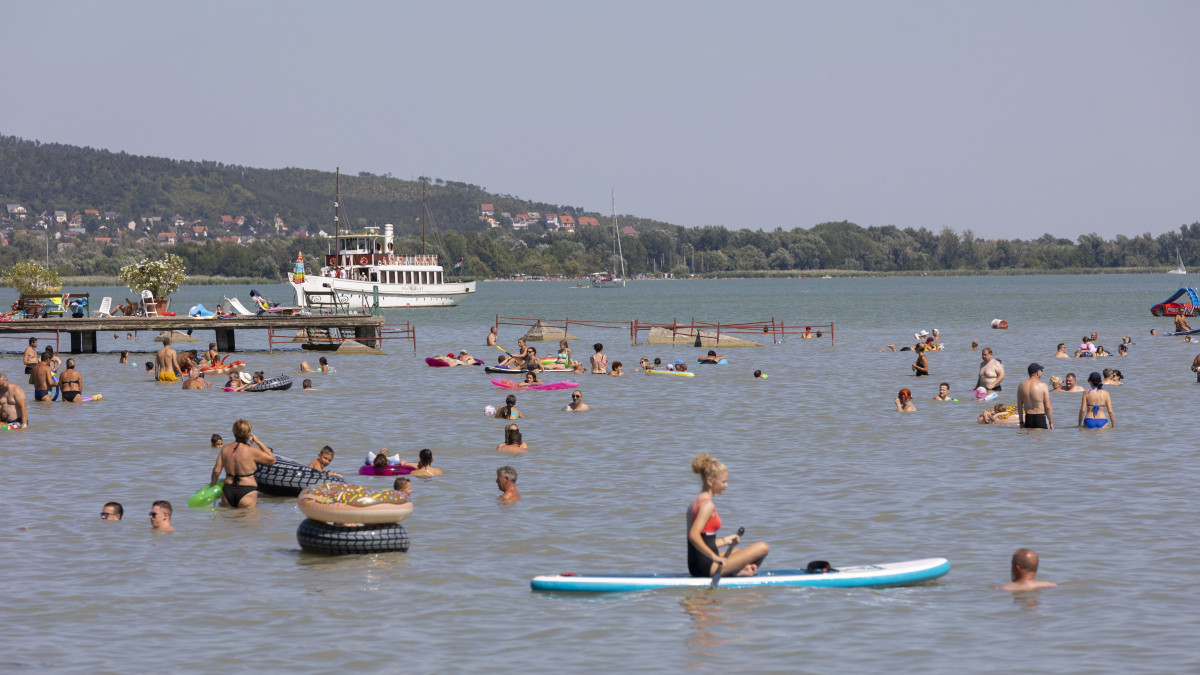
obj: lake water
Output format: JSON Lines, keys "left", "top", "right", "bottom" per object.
{"left": 2, "top": 275, "right": 1197, "bottom": 673}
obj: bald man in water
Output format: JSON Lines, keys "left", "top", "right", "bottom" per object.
{"left": 999, "top": 548, "right": 1057, "bottom": 592}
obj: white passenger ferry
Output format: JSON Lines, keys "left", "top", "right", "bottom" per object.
{"left": 288, "top": 171, "right": 476, "bottom": 309}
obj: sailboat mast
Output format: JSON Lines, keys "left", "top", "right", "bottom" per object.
{"left": 421, "top": 178, "right": 427, "bottom": 255}
{"left": 611, "top": 191, "right": 617, "bottom": 275}
{"left": 334, "top": 168, "right": 340, "bottom": 266}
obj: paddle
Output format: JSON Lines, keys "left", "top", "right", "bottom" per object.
{"left": 711, "top": 526, "right": 745, "bottom": 589}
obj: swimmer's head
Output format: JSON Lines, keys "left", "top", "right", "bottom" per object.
{"left": 897, "top": 388, "right": 912, "bottom": 401}
{"left": 753, "top": 370, "right": 763, "bottom": 378}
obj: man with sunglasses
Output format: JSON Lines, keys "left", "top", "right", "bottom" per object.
{"left": 562, "top": 389, "right": 590, "bottom": 412}
{"left": 101, "top": 502, "right": 123, "bottom": 521}
{"left": 149, "top": 501, "right": 175, "bottom": 532}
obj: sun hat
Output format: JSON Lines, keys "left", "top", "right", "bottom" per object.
{"left": 974, "top": 386, "right": 987, "bottom": 399}
{"left": 915, "top": 330, "right": 929, "bottom": 339}
{"left": 238, "top": 372, "right": 253, "bottom": 384}
{"left": 673, "top": 359, "right": 685, "bottom": 366}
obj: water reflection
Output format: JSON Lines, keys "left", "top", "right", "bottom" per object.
{"left": 680, "top": 589, "right": 767, "bottom": 655}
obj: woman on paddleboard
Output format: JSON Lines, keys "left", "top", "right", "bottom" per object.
{"left": 687, "top": 454, "right": 769, "bottom": 577}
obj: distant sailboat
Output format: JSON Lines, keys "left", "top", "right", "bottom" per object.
{"left": 1168, "top": 248, "right": 1186, "bottom": 275}
{"left": 591, "top": 191, "right": 626, "bottom": 288}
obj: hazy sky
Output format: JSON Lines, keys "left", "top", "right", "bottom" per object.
{"left": 2, "top": 1, "right": 1197, "bottom": 240}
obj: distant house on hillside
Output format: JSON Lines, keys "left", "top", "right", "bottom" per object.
{"left": 173, "top": 215, "right": 186, "bottom": 228}
{"left": 621, "top": 225, "right": 640, "bottom": 236}
{"left": 480, "top": 204, "right": 494, "bottom": 217}
{"left": 142, "top": 216, "right": 162, "bottom": 226}
{"left": 559, "top": 215, "right": 576, "bottom": 233}
{"left": 578, "top": 216, "right": 600, "bottom": 227}
{"left": 527, "top": 211, "right": 540, "bottom": 221}
{"left": 54, "top": 210, "right": 67, "bottom": 223}
{"left": 157, "top": 232, "right": 177, "bottom": 245}
{"left": 512, "top": 214, "right": 530, "bottom": 230}
{"left": 6, "top": 204, "right": 27, "bottom": 220}
{"left": 192, "top": 225, "right": 207, "bottom": 238}
{"left": 217, "top": 236, "right": 242, "bottom": 244}
{"left": 84, "top": 209, "right": 100, "bottom": 217}
{"left": 544, "top": 214, "right": 560, "bottom": 229}
{"left": 93, "top": 237, "right": 112, "bottom": 245}
{"left": 104, "top": 211, "right": 119, "bottom": 220}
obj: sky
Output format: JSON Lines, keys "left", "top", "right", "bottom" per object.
{"left": 2, "top": 1, "right": 1197, "bottom": 241}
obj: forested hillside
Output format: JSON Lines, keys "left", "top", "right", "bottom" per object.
{"left": 2, "top": 134, "right": 1198, "bottom": 280}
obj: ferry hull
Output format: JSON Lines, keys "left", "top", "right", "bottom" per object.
{"left": 292, "top": 275, "right": 476, "bottom": 309}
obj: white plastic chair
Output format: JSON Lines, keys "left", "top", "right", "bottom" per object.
{"left": 140, "top": 289, "right": 160, "bottom": 317}
{"left": 93, "top": 296, "right": 113, "bottom": 318}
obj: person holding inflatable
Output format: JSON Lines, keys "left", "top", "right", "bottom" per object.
{"left": 1079, "top": 372, "right": 1115, "bottom": 429}
{"left": 210, "top": 419, "right": 276, "bottom": 508}
{"left": 687, "top": 454, "right": 768, "bottom": 578}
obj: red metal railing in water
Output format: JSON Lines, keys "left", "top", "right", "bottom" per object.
{"left": 0, "top": 329, "right": 62, "bottom": 354}
{"left": 495, "top": 315, "right": 833, "bottom": 345}
{"left": 267, "top": 322, "right": 417, "bottom": 356}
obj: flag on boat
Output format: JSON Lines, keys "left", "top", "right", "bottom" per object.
{"left": 454, "top": 257, "right": 464, "bottom": 269}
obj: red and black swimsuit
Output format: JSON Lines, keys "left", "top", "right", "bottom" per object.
{"left": 687, "top": 496, "right": 723, "bottom": 577}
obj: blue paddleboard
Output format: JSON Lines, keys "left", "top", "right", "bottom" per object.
{"left": 531, "top": 557, "right": 950, "bottom": 593}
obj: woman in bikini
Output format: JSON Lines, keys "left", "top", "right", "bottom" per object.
{"left": 517, "top": 372, "right": 542, "bottom": 387}
{"left": 911, "top": 344, "right": 929, "bottom": 377}
{"left": 590, "top": 343, "right": 608, "bottom": 374}
{"left": 1079, "top": 371, "right": 1115, "bottom": 428}
{"left": 210, "top": 419, "right": 276, "bottom": 509}
{"left": 687, "top": 453, "right": 768, "bottom": 578}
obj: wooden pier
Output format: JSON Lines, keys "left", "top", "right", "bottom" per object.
{"left": 0, "top": 314, "right": 386, "bottom": 353}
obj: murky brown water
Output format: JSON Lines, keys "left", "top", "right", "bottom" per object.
{"left": 2, "top": 276, "right": 1197, "bottom": 672}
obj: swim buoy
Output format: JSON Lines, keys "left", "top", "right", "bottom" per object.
{"left": 358, "top": 255, "right": 370, "bottom": 266}
{"left": 254, "top": 455, "right": 346, "bottom": 496}
{"left": 296, "top": 518, "right": 409, "bottom": 555}
{"left": 298, "top": 482, "right": 413, "bottom": 524}
{"left": 991, "top": 319, "right": 1009, "bottom": 329}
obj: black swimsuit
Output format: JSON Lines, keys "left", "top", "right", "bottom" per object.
{"left": 223, "top": 443, "right": 257, "bottom": 506}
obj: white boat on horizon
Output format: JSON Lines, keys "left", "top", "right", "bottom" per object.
{"left": 1168, "top": 248, "right": 1187, "bottom": 274}
{"left": 289, "top": 171, "right": 476, "bottom": 309}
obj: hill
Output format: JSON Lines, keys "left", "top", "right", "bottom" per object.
{"left": 1, "top": 134, "right": 1198, "bottom": 280}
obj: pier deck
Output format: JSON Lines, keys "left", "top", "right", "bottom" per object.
{"left": 0, "top": 314, "right": 385, "bottom": 353}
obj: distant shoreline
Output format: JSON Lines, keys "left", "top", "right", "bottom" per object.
{"left": 484, "top": 266, "right": 1183, "bottom": 281}
{"left": 0, "top": 266, "right": 1179, "bottom": 289}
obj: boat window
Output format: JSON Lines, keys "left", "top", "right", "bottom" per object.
{"left": 436, "top": 271, "right": 442, "bottom": 284}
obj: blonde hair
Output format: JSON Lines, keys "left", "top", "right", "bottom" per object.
{"left": 232, "top": 419, "right": 252, "bottom": 442}
{"left": 1049, "top": 375, "right": 1063, "bottom": 389}
{"left": 691, "top": 453, "right": 726, "bottom": 483}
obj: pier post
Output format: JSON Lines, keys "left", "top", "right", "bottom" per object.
{"left": 215, "top": 328, "right": 237, "bottom": 352}
{"left": 69, "top": 331, "right": 97, "bottom": 354}
{"left": 354, "top": 324, "right": 379, "bottom": 349}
